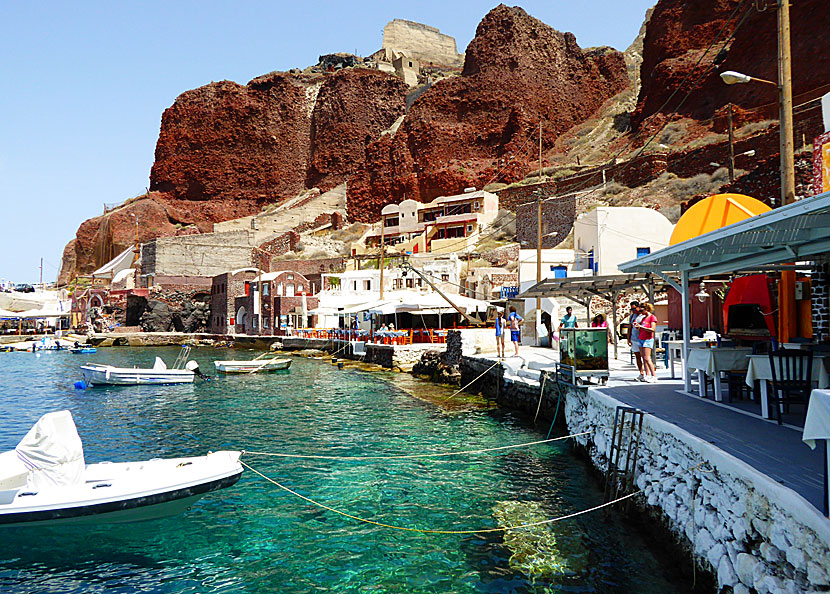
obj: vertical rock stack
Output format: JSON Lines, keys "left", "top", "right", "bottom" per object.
{"left": 347, "top": 4, "right": 629, "bottom": 221}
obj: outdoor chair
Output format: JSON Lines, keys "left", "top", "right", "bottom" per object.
{"left": 726, "top": 369, "right": 752, "bottom": 402}
{"left": 768, "top": 348, "right": 814, "bottom": 425}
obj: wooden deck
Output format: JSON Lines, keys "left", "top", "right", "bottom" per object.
{"left": 597, "top": 380, "right": 825, "bottom": 511}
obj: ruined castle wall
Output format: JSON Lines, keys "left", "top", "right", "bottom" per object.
{"left": 382, "top": 19, "right": 462, "bottom": 67}
{"left": 142, "top": 231, "right": 255, "bottom": 278}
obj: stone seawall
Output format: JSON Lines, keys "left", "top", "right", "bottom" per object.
{"left": 458, "top": 356, "right": 830, "bottom": 593}
{"left": 281, "top": 337, "right": 437, "bottom": 370}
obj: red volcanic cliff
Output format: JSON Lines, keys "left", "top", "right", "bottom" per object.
{"left": 61, "top": 69, "right": 407, "bottom": 281}
{"left": 633, "top": 0, "right": 830, "bottom": 128}
{"left": 307, "top": 69, "right": 409, "bottom": 190}
{"left": 347, "top": 4, "right": 629, "bottom": 220}
{"left": 150, "top": 73, "right": 314, "bottom": 202}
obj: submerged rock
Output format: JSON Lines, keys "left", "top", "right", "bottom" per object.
{"left": 492, "top": 500, "right": 589, "bottom": 581}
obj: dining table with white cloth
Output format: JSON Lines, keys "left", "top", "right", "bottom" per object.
{"left": 803, "top": 389, "right": 830, "bottom": 515}
{"left": 664, "top": 338, "right": 706, "bottom": 379}
{"left": 686, "top": 346, "right": 753, "bottom": 401}
{"left": 746, "top": 354, "right": 830, "bottom": 420}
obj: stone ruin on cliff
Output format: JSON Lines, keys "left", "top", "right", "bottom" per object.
{"left": 368, "top": 19, "right": 464, "bottom": 87}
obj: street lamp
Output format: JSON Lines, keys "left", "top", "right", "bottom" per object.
{"left": 718, "top": 1, "right": 794, "bottom": 205}
{"left": 695, "top": 282, "right": 711, "bottom": 331}
{"left": 719, "top": 71, "right": 776, "bottom": 86}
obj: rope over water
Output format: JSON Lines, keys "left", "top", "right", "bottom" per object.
{"left": 240, "top": 460, "right": 712, "bottom": 535}
{"left": 242, "top": 430, "right": 592, "bottom": 461}
{"left": 443, "top": 360, "right": 501, "bottom": 400}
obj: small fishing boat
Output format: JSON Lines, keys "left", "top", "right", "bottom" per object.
{"left": 0, "top": 411, "right": 242, "bottom": 527}
{"left": 69, "top": 347, "right": 96, "bottom": 354}
{"left": 80, "top": 346, "right": 204, "bottom": 386}
{"left": 214, "top": 358, "right": 291, "bottom": 374}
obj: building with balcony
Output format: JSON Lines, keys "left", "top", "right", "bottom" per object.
{"left": 352, "top": 189, "right": 499, "bottom": 256}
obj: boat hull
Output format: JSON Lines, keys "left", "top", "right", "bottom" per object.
{"left": 81, "top": 364, "right": 195, "bottom": 386}
{"left": 214, "top": 358, "right": 291, "bottom": 373}
{"left": 0, "top": 452, "right": 243, "bottom": 527}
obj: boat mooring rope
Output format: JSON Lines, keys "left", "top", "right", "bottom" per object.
{"left": 242, "top": 430, "right": 592, "bottom": 461}
{"left": 240, "top": 460, "right": 712, "bottom": 535}
{"left": 533, "top": 371, "right": 548, "bottom": 424}
{"left": 442, "top": 360, "right": 501, "bottom": 400}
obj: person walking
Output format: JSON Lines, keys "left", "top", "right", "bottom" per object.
{"left": 559, "top": 306, "right": 578, "bottom": 330}
{"left": 628, "top": 301, "right": 645, "bottom": 381}
{"left": 635, "top": 302, "right": 658, "bottom": 382}
{"left": 507, "top": 306, "right": 523, "bottom": 357}
{"left": 494, "top": 310, "right": 505, "bottom": 358}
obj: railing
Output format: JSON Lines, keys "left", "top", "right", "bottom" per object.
{"left": 288, "top": 328, "right": 450, "bottom": 345}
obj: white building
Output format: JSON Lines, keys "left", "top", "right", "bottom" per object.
{"left": 573, "top": 207, "right": 674, "bottom": 276}
{"left": 353, "top": 189, "right": 500, "bottom": 256}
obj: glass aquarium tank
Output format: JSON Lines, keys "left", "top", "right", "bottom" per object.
{"left": 559, "top": 328, "right": 609, "bottom": 371}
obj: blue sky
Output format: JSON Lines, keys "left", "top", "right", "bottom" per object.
{"left": 0, "top": 1, "right": 654, "bottom": 284}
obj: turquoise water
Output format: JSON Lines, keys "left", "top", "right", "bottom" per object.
{"left": 0, "top": 347, "right": 684, "bottom": 593}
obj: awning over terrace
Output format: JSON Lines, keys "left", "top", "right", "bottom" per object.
{"left": 618, "top": 190, "right": 830, "bottom": 391}
{"left": 618, "top": 191, "right": 830, "bottom": 279}
{"left": 519, "top": 273, "right": 668, "bottom": 358}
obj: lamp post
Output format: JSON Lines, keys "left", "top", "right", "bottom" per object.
{"left": 718, "top": 2, "right": 794, "bottom": 205}
{"left": 695, "top": 281, "right": 711, "bottom": 331}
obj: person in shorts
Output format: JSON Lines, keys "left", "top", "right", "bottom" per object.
{"left": 507, "top": 306, "right": 523, "bottom": 357}
{"left": 635, "top": 302, "right": 658, "bottom": 382}
{"left": 494, "top": 310, "right": 506, "bottom": 358}
{"left": 628, "top": 301, "right": 645, "bottom": 381}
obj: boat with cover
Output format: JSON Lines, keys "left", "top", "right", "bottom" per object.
{"left": 69, "top": 347, "right": 96, "bottom": 354}
{"left": 214, "top": 357, "right": 291, "bottom": 373}
{"left": 80, "top": 346, "right": 203, "bottom": 386}
{"left": 0, "top": 411, "right": 242, "bottom": 527}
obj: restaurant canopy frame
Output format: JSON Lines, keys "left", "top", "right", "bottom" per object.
{"left": 618, "top": 190, "right": 830, "bottom": 392}
{"left": 520, "top": 272, "right": 668, "bottom": 359}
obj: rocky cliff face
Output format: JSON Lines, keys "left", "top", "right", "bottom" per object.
{"left": 150, "top": 69, "right": 407, "bottom": 202}
{"left": 633, "top": 0, "right": 830, "bottom": 128}
{"left": 61, "top": 69, "right": 407, "bottom": 281}
{"left": 307, "top": 69, "right": 409, "bottom": 190}
{"left": 347, "top": 4, "right": 629, "bottom": 220}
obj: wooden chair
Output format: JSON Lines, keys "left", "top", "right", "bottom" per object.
{"left": 768, "top": 349, "right": 813, "bottom": 425}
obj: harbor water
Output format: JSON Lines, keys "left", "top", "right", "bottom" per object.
{"left": 0, "top": 347, "right": 687, "bottom": 593}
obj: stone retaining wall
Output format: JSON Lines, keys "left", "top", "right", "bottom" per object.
{"left": 457, "top": 356, "right": 830, "bottom": 594}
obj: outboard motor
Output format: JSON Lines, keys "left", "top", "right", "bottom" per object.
{"left": 185, "top": 360, "right": 210, "bottom": 381}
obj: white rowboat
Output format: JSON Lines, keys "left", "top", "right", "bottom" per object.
{"left": 80, "top": 350, "right": 202, "bottom": 386}
{"left": 0, "top": 411, "right": 242, "bottom": 527}
{"left": 214, "top": 358, "right": 291, "bottom": 374}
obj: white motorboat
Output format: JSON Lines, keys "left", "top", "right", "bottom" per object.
{"left": 80, "top": 346, "right": 204, "bottom": 386}
{"left": 0, "top": 411, "right": 243, "bottom": 527}
{"left": 214, "top": 358, "right": 292, "bottom": 374}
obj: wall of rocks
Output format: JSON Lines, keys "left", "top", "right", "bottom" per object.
{"left": 566, "top": 387, "right": 830, "bottom": 594}
{"left": 456, "top": 356, "right": 830, "bottom": 594}
{"left": 516, "top": 195, "right": 577, "bottom": 249}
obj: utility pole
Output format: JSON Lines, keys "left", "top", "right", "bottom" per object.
{"left": 536, "top": 121, "right": 543, "bottom": 344}
{"left": 778, "top": 0, "right": 795, "bottom": 205}
{"left": 727, "top": 103, "right": 735, "bottom": 182}
{"left": 379, "top": 217, "right": 385, "bottom": 299}
{"left": 256, "top": 252, "right": 262, "bottom": 336}
{"left": 39, "top": 258, "right": 43, "bottom": 290}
